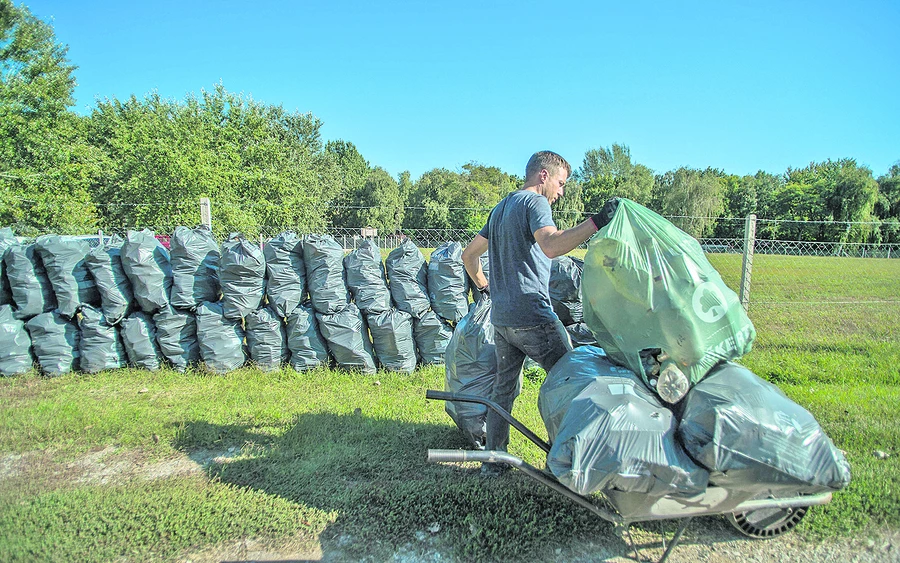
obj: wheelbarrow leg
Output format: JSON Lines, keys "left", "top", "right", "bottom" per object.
{"left": 658, "top": 517, "right": 692, "bottom": 563}
{"left": 624, "top": 525, "right": 645, "bottom": 562}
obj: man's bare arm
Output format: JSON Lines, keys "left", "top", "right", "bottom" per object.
{"left": 533, "top": 219, "right": 598, "bottom": 259}
{"left": 462, "top": 234, "right": 489, "bottom": 289}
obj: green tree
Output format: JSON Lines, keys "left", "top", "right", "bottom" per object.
{"left": 769, "top": 181, "right": 825, "bottom": 241}
{"left": 403, "top": 168, "right": 469, "bottom": 230}
{"left": 87, "top": 85, "right": 339, "bottom": 237}
{"left": 651, "top": 167, "right": 725, "bottom": 237}
{"left": 780, "top": 159, "right": 878, "bottom": 242}
{"left": 578, "top": 144, "right": 654, "bottom": 213}
{"left": 875, "top": 163, "right": 900, "bottom": 220}
{"left": 403, "top": 164, "right": 518, "bottom": 231}
{"left": 0, "top": 0, "right": 101, "bottom": 235}
{"left": 397, "top": 170, "right": 413, "bottom": 206}
{"left": 552, "top": 178, "right": 585, "bottom": 230}
{"left": 332, "top": 167, "right": 404, "bottom": 233}
{"left": 461, "top": 162, "right": 518, "bottom": 229}
{"left": 326, "top": 140, "right": 371, "bottom": 228}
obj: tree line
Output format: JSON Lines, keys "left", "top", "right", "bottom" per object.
{"left": 1, "top": 0, "right": 898, "bottom": 243}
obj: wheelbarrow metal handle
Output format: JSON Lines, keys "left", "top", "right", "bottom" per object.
{"left": 425, "top": 390, "right": 551, "bottom": 453}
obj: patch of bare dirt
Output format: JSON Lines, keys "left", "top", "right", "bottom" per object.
{"left": 0, "top": 446, "right": 242, "bottom": 487}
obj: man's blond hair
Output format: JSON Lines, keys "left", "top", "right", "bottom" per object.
{"left": 525, "top": 151, "right": 572, "bottom": 181}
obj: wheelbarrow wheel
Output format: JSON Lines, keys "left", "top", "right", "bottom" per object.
{"left": 726, "top": 505, "right": 808, "bottom": 538}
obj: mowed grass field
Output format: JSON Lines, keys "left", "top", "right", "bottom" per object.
{"left": 0, "top": 251, "right": 897, "bottom": 562}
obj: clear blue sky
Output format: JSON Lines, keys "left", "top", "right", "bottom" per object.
{"left": 28, "top": 0, "right": 900, "bottom": 181}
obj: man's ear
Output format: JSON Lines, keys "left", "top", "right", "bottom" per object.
{"left": 539, "top": 169, "right": 549, "bottom": 182}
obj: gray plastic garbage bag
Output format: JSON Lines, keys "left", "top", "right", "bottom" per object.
{"left": 34, "top": 234, "right": 100, "bottom": 318}
{"left": 303, "top": 234, "right": 350, "bottom": 315}
{"left": 678, "top": 362, "right": 852, "bottom": 494}
{"left": 316, "top": 303, "right": 376, "bottom": 373}
{"left": 550, "top": 256, "right": 584, "bottom": 325}
{"left": 471, "top": 252, "right": 491, "bottom": 304}
{"left": 539, "top": 346, "right": 709, "bottom": 497}
{"left": 0, "top": 304, "right": 33, "bottom": 376}
{"left": 413, "top": 309, "right": 452, "bottom": 365}
{"left": 565, "top": 322, "right": 597, "bottom": 348}
{"left": 195, "top": 301, "right": 247, "bottom": 373}
{"left": 246, "top": 306, "right": 289, "bottom": 372}
{"left": 4, "top": 244, "right": 57, "bottom": 319}
{"left": 153, "top": 304, "right": 200, "bottom": 372}
{"left": 264, "top": 231, "right": 306, "bottom": 318}
{"left": 286, "top": 303, "right": 329, "bottom": 371}
{"left": 343, "top": 240, "right": 391, "bottom": 314}
{"left": 169, "top": 226, "right": 220, "bottom": 309}
{"left": 121, "top": 229, "right": 173, "bottom": 314}
{"left": 367, "top": 308, "right": 417, "bottom": 373}
{"left": 85, "top": 235, "right": 133, "bottom": 324}
{"left": 385, "top": 240, "right": 431, "bottom": 319}
{"left": 444, "top": 298, "right": 496, "bottom": 448}
{"left": 0, "top": 227, "right": 16, "bottom": 305}
{"left": 428, "top": 242, "right": 468, "bottom": 324}
{"left": 120, "top": 311, "right": 162, "bottom": 371}
{"left": 582, "top": 199, "right": 756, "bottom": 404}
{"left": 219, "top": 234, "right": 265, "bottom": 320}
{"left": 25, "top": 311, "right": 80, "bottom": 376}
{"left": 78, "top": 305, "right": 126, "bottom": 374}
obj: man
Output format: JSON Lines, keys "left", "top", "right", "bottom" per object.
{"left": 461, "top": 150, "right": 618, "bottom": 476}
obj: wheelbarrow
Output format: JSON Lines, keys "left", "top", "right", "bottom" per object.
{"left": 425, "top": 390, "right": 833, "bottom": 563}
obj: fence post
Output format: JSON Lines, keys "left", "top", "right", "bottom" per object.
{"left": 199, "top": 197, "right": 212, "bottom": 230}
{"left": 740, "top": 214, "right": 757, "bottom": 313}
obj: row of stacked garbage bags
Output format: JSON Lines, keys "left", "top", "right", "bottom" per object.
{"left": 0, "top": 226, "right": 490, "bottom": 377}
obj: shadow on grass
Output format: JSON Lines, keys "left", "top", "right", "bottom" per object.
{"left": 170, "top": 412, "right": 646, "bottom": 562}
{"left": 171, "top": 413, "right": 757, "bottom": 562}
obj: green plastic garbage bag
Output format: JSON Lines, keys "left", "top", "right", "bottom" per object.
{"left": 78, "top": 305, "right": 127, "bottom": 374}
{"left": 26, "top": 311, "right": 80, "bottom": 376}
{"left": 0, "top": 227, "right": 17, "bottom": 305}
{"left": 85, "top": 235, "right": 133, "bottom": 324}
{"left": 0, "top": 304, "right": 33, "bottom": 376}
{"left": 582, "top": 199, "right": 755, "bottom": 403}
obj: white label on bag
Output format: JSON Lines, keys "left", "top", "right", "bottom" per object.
{"left": 692, "top": 282, "right": 727, "bottom": 323}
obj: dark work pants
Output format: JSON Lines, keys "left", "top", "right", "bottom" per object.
{"left": 486, "top": 320, "right": 572, "bottom": 453}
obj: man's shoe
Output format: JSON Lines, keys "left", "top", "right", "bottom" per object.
{"left": 480, "top": 462, "right": 510, "bottom": 477}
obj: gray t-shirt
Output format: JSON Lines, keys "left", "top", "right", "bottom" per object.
{"left": 478, "top": 190, "right": 558, "bottom": 327}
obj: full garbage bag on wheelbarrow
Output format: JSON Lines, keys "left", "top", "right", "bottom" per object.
{"left": 538, "top": 346, "right": 709, "bottom": 497}
{"left": 582, "top": 199, "right": 755, "bottom": 404}
{"left": 678, "top": 362, "right": 851, "bottom": 494}
{"left": 444, "top": 297, "right": 496, "bottom": 449}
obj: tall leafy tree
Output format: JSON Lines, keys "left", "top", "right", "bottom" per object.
{"left": 875, "top": 163, "right": 900, "bottom": 220}
{"left": 403, "top": 163, "right": 518, "bottom": 231}
{"left": 552, "top": 178, "right": 585, "bottom": 230}
{"left": 651, "top": 167, "right": 725, "bottom": 237}
{"left": 326, "top": 140, "right": 371, "bottom": 228}
{"left": 578, "top": 144, "right": 654, "bottom": 212}
{"left": 0, "top": 0, "right": 101, "bottom": 234}
{"left": 331, "top": 166, "right": 404, "bottom": 232}
{"left": 88, "top": 85, "right": 339, "bottom": 237}
{"left": 403, "top": 168, "right": 469, "bottom": 230}
{"left": 781, "top": 159, "right": 878, "bottom": 241}
{"left": 461, "top": 162, "right": 518, "bottom": 229}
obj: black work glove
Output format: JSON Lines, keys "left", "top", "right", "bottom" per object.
{"left": 591, "top": 197, "right": 621, "bottom": 230}
{"left": 477, "top": 284, "right": 490, "bottom": 297}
